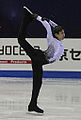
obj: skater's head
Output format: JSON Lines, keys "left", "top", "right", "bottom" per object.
{"left": 51, "top": 26, "right": 65, "bottom": 40}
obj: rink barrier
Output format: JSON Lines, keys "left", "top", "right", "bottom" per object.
{"left": 0, "top": 70, "right": 81, "bottom": 79}
{"left": 0, "top": 38, "right": 81, "bottom": 78}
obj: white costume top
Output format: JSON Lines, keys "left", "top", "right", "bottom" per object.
{"left": 37, "top": 16, "right": 64, "bottom": 63}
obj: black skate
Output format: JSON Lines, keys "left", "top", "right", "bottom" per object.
{"left": 28, "top": 104, "right": 44, "bottom": 113}
{"left": 23, "top": 6, "right": 38, "bottom": 20}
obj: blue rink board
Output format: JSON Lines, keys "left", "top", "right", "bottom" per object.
{"left": 0, "top": 70, "right": 81, "bottom": 79}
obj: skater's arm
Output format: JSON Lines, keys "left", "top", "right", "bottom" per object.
{"left": 36, "top": 16, "right": 53, "bottom": 38}
{"left": 41, "top": 17, "right": 58, "bottom": 28}
{"left": 49, "top": 20, "right": 58, "bottom": 28}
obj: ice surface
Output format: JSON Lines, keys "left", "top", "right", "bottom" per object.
{"left": 0, "top": 77, "right": 81, "bottom": 120}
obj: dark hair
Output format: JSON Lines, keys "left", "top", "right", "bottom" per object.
{"left": 51, "top": 25, "right": 64, "bottom": 37}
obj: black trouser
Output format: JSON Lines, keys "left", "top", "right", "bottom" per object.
{"left": 18, "top": 12, "right": 49, "bottom": 106}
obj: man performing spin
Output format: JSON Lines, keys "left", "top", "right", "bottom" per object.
{"left": 18, "top": 6, "right": 65, "bottom": 113}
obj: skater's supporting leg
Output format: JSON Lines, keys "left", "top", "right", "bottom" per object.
{"left": 28, "top": 62, "right": 44, "bottom": 113}
{"left": 31, "top": 62, "right": 43, "bottom": 104}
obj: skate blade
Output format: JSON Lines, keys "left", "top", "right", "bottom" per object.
{"left": 23, "top": 6, "right": 33, "bottom": 15}
{"left": 27, "top": 111, "right": 44, "bottom": 116}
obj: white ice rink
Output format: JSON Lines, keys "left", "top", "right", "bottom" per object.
{"left": 0, "top": 77, "right": 81, "bottom": 120}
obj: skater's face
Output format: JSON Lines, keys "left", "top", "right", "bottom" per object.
{"left": 55, "top": 29, "right": 65, "bottom": 40}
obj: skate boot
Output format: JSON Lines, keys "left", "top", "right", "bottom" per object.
{"left": 28, "top": 102, "right": 44, "bottom": 113}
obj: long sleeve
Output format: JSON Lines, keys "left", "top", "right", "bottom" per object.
{"left": 36, "top": 16, "right": 53, "bottom": 43}
{"left": 49, "top": 20, "right": 58, "bottom": 28}
{"left": 36, "top": 16, "right": 51, "bottom": 33}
